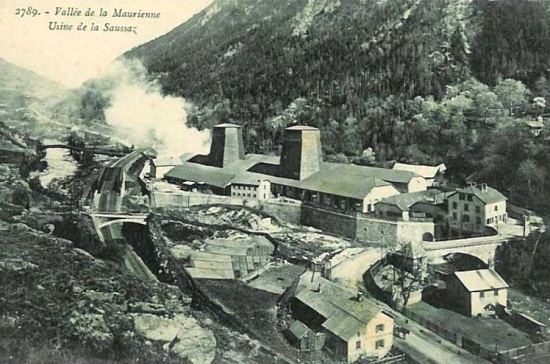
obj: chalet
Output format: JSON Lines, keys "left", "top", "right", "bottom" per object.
{"left": 445, "top": 269, "right": 509, "bottom": 317}
{"left": 292, "top": 276, "right": 393, "bottom": 362}
{"left": 525, "top": 118, "right": 544, "bottom": 136}
{"left": 446, "top": 183, "right": 507, "bottom": 236}
{"left": 392, "top": 162, "right": 447, "bottom": 187}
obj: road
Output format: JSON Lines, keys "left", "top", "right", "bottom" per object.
{"left": 392, "top": 311, "right": 490, "bottom": 364}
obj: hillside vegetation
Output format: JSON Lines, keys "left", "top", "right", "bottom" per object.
{"left": 118, "top": 0, "right": 550, "bottom": 214}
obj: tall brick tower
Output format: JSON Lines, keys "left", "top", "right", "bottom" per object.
{"left": 209, "top": 123, "right": 245, "bottom": 167}
{"left": 279, "top": 125, "right": 322, "bottom": 180}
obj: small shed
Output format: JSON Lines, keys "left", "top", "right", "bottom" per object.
{"left": 285, "top": 320, "right": 326, "bottom": 352}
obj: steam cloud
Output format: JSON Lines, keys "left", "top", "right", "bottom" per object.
{"left": 101, "top": 59, "right": 210, "bottom": 157}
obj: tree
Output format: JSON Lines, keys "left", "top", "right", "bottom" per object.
{"left": 474, "top": 90, "right": 501, "bottom": 121}
{"left": 517, "top": 159, "right": 543, "bottom": 194}
{"left": 494, "top": 79, "right": 529, "bottom": 115}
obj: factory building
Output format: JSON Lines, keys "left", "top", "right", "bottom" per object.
{"left": 164, "top": 124, "right": 428, "bottom": 214}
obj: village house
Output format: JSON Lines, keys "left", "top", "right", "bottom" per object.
{"left": 392, "top": 162, "right": 447, "bottom": 187}
{"left": 446, "top": 183, "right": 507, "bottom": 236}
{"left": 444, "top": 269, "right": 509, "bottom": 317}
{"left": 524, "top": 117, "right": 544, "bottom": 136}
{"left": 291, "top": 276, "right": 394, "bottom": 362}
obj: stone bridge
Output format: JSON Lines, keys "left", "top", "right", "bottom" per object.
{"left": 422, "top": 235, "right": 513, "bottom": 265}
{"left": 90, "top": 213, "right": 148, "bottom": 242}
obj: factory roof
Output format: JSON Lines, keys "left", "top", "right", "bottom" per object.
{"left": 295, "top": 164, "right": 392, "bottom": 200}
{"left": 295, "top": 277, "right": 386, "bottom": 341}
{"left": 392, "top": 162, "right": 447, "bottom": 179}
{"left": 167, "top": 149, "right": 421, "bottom": 200}
{"left": 344, "top": 164, "right": 421, "bottom": 184}
{"left": 454, "top": 269, "right": 509, "bottom": 292}
{"left": 165, "top": 162, "right": 235, "bottom": 188}
{"left": 151, "top": 156, "right": 184, "bottom": 167}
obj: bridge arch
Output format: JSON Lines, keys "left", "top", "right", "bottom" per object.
{"left": 98, "top": 218, "right": 147, "bottom": 229}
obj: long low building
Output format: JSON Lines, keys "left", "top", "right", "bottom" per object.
{"left": 186, "top": 235, "right": 275, "bottom": 279}
{"left": 164, "top": 124, "right": 428, "bottom": 213}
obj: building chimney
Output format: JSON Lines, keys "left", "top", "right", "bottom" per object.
{"left": 209, "top": 124, "right": 245, "bottom": 168}
{"left": 279, "top": 125, "right": 321, "bottom": 180}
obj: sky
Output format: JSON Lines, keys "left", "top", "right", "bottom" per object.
{"left": 0, "top": 0, "right": 213, "bottom": 88}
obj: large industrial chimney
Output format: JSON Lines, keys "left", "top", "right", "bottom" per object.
{"left": 279, "top": 125, "right": 322, "bottom": 180}
{"left": 209, "top": 123, "right": 245, "bottom": 167}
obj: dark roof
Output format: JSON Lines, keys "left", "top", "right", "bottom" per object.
{"left": 167, "top": 151, "right": 415, "bottom": 200}
{"left": 378, "top": 189, "right": 446, "bottom": 211}
{"left": 287, "top": 320, "right": 313, "bottom": 340}
{"left": 296, "top": 164, "right": 391, "bottom": 200}
{"left": 165, "top": 163, "right": 234, "bottom": 188}
{"left": 330, "top": 164, "right": 421, "bottom": 184}
{"left": 295, "top": 277, "right": 385, "bottom": 341}
{"left": 448, "top": 185, "right": 507, "bottom": 204}
{"left": 165, "top": 154, "right": 279, "bottom": 188}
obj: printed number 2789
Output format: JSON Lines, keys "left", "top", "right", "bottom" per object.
{"left": 15, "top": 7, "right": 40, "bottom": 18}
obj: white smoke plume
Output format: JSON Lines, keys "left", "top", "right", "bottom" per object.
{"left": 100, "top": 59, "right": 210, "bottom": 157}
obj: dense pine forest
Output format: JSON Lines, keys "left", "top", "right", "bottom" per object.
{"left": 121, "top": 0, "right": 550, "bottom": 214}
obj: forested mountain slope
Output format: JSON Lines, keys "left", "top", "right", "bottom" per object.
{"left": 123, "top": 0, "right": 550, "bottom": 213}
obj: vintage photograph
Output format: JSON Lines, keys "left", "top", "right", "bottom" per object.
{"left": 0, "top": 0, "right": 549, "bottom": 363}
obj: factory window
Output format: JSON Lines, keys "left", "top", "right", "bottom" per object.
{"left": 495, "top": 205, "right": 498, "bottom": 211}
{"left": 463, "top": 214, "right": 470, "bottom": 222}
{"left": 375, "top": 324, "right": 384, "bottom": 333}
{"left": 476, "top": 216, "right": 482, "bottom": 225}
{"left": 480, "top": 291, "right": 485, "bottom": 298}
{"left": 467, "top": 195, "right": 473, "bottom": 201}
{"left": 452, "top": 202, "right": 457, "bottom": 209}
{"left": 494, "top": 289, "right": 499, "bottom": 296}
{"left": 355, "top": 340, "right": 361, "bottom": 349}
{"left": 459, "top": 193, "right": 465, "bottom": 200}
{"left": 464, "top": 204, "right": 469, "bottom": 211}
{"left": 452, "top": 212, "right": 457, "bottom": 220}
{"left": 375, "top": 340, "right": 385, "bottom": 349}
{"left": 476, "top": 206, "right": 481, "bottom": 213}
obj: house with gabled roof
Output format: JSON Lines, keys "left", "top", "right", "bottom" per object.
{"left": 444, "top": 269, "right": 509, "bottom": 317}
{"left": 291, "top": 275, "right": 394, "bottom": 362}
{"left": 446, "top": 183, "right": 507, "bottom": 236}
